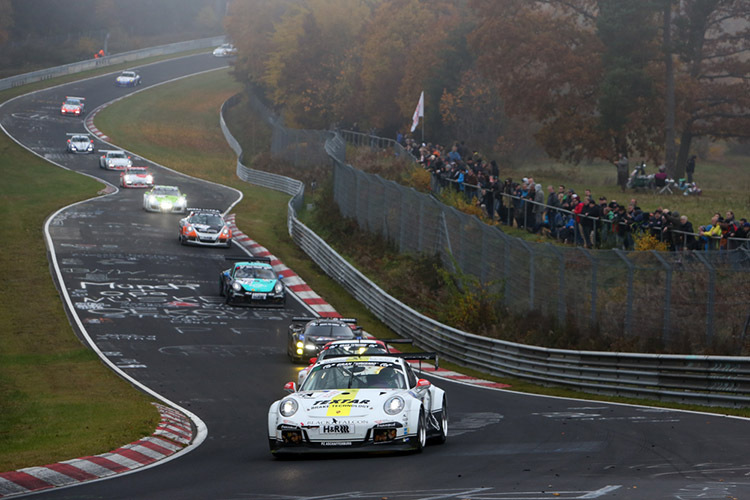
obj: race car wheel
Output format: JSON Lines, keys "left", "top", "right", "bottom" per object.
{"left": 432, "top": 397, "right": 448, "bottom": 445}
{"left": 224, "top": 292, "right": 233, "bottom": 305}
{"left": 219, "top": 279, "right": 225, "bottom": 296}
{"left": 412, "top": 408, "right": 426, "bottom": 453}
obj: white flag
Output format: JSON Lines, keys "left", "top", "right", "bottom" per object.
{"left": 410, "top": 91, "right": 424, "bottom": 132}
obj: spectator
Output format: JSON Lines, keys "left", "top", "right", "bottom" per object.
{"left": 699, "top": 214, "right": 722, "bottom": 250}
{"left": 614, "top": 154, "right": 629, "bottom": 192}
{"left": 613, "top": 205, "right": 634, "bottom": 250}
{"left": 448, "top": 143, "right": 461, "bottom": 163}
{"left": 490, "top": 160, "right": 499, "bottom": 178}
{"left": 580, "top": 197, "right": 600, "bottom": 248}
{"left": 673, "top": 215, "right": 696, "bottom": 251}
{"left": 686, "top": 155, "right": 697, "bottom": 183}
{"left": 532, "top": 183, "right": 545, "bottom": 232}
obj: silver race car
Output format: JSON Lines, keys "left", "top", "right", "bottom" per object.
{"left": 66, "top": 133, "right": 94, "bottom": 154}
{"left": 212, "top": 43, "right": 237, "bottom": 57}
{"left": 115, "top": 70, "right": 141, "bottom": 87}
{"left": 120, "top": 166, "right": 153, "bottom": 188}
{"left": 99, "top": 150, "right": 132, "bottom": 170}
{"left": 268, "top": 353, "right": 447, "bottom": 454}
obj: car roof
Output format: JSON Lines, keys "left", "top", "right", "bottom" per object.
{"left": 234, "top": 261, "right": 273, "bottom": 270}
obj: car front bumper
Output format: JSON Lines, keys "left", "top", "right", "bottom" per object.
{"left": 227, "top": 291, "right": 285, "bottom": 307}
{"left": 269, "top": 425, "right": 417, "bottom": 454}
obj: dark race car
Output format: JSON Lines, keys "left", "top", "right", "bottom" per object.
{"left": 287, "top": 317, "right": 362, "bottom": 363}
{"left": 219, "top": 257, "right": 285, "bottom": 307}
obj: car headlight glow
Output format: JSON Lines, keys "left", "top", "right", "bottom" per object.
{"left": 160, "top": 200, "right": 173, "bottom": 210}
{"left": 279, "top": 398, "right": 298, "bottom": 417}
{"left": 384, "top": 396, "right": 405, "bottom": 415}
{"left": 296, "top": 341, "right": 304, "bottom": 348}
{"left": 232, "top": 282, "right": 242, "bottom": 292}
{"left": 304, "top": 344, "right": 316, "bottom": 350}
{"left": 149, "top": 195, "right": 156, "bottom": 203}
{"left": 145, "top": 175, "right": 153, "bottom": 183}
{"left": 274, "top": 282, "right": 283, "bottom": 294}
{"left": 176, "top": 196, "right": 186, "bottom": 206}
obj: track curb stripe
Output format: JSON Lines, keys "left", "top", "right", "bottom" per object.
{"left": 0, "top": 403, "right": 192, "bottom": 498}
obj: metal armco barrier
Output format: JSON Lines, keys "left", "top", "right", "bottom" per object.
{"left": 0, "top": 36, "right": 226, "bottom": 91}
{"left": 219, "top": 95, "right": 750, "bottom": 408}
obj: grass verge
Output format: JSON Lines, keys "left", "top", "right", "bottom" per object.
{"left": 0, "top": 48, "right": 218, "bottom": 473}
{"left": 94, "top": 68, "right": 750, "bottom": 418}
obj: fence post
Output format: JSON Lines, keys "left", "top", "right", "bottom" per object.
{"left": 651, "top": 250, "right": 673, "bottom": 345}
{"left": 613, "top": 249, "right": 634, "bottom": 336}
{"left": 577, "top": 247, "right": 597, "bottom": 329}
{"left": 518, "top": 239, "right": 535, "bottom": 310}
{"left": 547, "top": 243, "right": 566, "bottom": 323}
{"left": 399, "top": 187, "right": 407, "bottom": 252}
{"left": 695, "top": 252, "right": 716, "bottom": 345}
{"left": 503, "top": 232, "right": 512, "bottom": 306}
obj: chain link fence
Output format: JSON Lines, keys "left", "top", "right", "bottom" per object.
{"left": 234, "top": 92, "right": 750, "bottom": 353}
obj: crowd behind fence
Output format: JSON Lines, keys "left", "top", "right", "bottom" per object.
{"left": 221, "top": 94, "right": 750, "bottom": 405}
{"left": 234, "top": 93, "right": 750, "bottom": 353}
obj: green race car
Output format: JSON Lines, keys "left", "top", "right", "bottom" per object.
{"left": 143, "top": 185, "right": 187, "bottom": 213}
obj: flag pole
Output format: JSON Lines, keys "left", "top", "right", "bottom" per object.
{"left": 421, "top": 94, "right": 425, "bottom": 144}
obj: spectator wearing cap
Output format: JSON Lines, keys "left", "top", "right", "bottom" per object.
{"left": 580, "top": 197, "right": 600, "bottom": 248}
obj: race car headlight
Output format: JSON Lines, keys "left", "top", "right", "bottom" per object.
{"left": 161, "top": 200, "right": 173, "bottom": 210}
{"left": 384, "top": 396, "right": 405, "bottom": 415}
{"left": 279, "top": 398, "right": 298, "bottom": 417}
{"left": 304, "top": 344, "right": 316, "bottom": 350}
{"left": 296, "top": 341, "right": 304, "bottom": 349}
{"left": 176, "top": 196, "right": 186, "bottom": 206}
{"left": 221, "top": 227, "right": 230, "bottom": 236}
{"left": 232, "top": 282, "right": 242, "bottom": 292}
{"left": 149, "top": 195, "right": 157, "bottom": 203}
{"left": 87, "top": 144, "right": 93, "bottom": 151}
{"left": 274, "top": 282, "right": 283, "bottom": 294}
{"left": 70, "top": 145, "right": 77, "bottom": 150}
{"left": 145, "top": 175, "right": 153, "bottom": 183}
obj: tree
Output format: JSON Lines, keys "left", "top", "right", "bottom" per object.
{"left": 671, "top": 0, "right": 750, "bottom": 178}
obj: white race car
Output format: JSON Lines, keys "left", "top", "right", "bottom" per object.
{"left": 99, "top": 150, "right": 132, "bottom": 170}
{"left": 268, "top": 353, "right": 447, "bottom": 454}
{"left": 120, "top": 166, "right": 153, "bottom": 188}
{"left": 66, "top": 133, "right": 94, "bottom": 154}
{"left": 115, "top": 70, "right": 141, "bottom": 87}
{"left": 213, "top": 43, "right": 237, "bottom": 57}
{"left": 60, "top": 96, "right": 85, "bottom": 116}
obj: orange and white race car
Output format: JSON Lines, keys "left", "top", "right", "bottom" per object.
{"left": 60, "top": 96, "right": 85, "bottom": 116}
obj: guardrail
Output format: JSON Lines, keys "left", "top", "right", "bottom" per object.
{"left": 219, "top": 95, "right": 750, "bottom": 408}
{"left": 0, "top": 36, "right": 226, "bottom": 91}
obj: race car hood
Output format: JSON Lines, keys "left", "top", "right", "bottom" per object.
{"left": 235, "top": 278, "right": 276, "bottom": 293}
{"left": 192, "top": 223, "right": 223, "bottom": 234}
{"left": 297, "top": 389, "right": 396, "bottom": 418}
{"left": 70, "top": 140, "right": 91, "bottom": 149}
{"left": 117, "top": 76, "right": 135, "bottom": 81}
{"left": 151, "top": 194, "right": 180, "bottom": 202}
{"left": 62, "top": 104, "right": 80, "bottom": 111}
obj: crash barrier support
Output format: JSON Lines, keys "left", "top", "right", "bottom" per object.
{"left": 219, "top": 95, "right": 750, "bottom": 408}
{"left": 0, "top": 36, "right": 227, "bottom": 91}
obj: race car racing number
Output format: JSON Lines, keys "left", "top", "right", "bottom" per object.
{"left": 252, "top": 293, "right": 267, "bottom": 299}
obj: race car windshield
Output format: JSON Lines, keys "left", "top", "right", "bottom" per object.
{"left": 301, "top": 363, "right": 406, "bottom": 391}
{"left": 305, "top": 324, "right": 355, "bottom": 338}
{"left": 65, "top": 99, "right": 80, "bottom": 105}
{"left": 122, "top": 72, "right": 135, "bottom": 77}
{"left": 153, "top": 187, "right": 179, "bottom": 196}
{"left": 235, "top": 267, "right": 275, "bottom": 280}
{"left": 72, "top": 136, "right": 87, "bottom": 141}
{"left": 190, "top": 214, "right": 223, "bottom": 225}
{"left": 109, "top": 152, "right": 126, "bottom": 159}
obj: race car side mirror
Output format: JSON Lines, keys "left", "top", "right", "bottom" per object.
{"left": 416, "top": 379, "right": 431, "bottom": 390}
{"left": 284, "top": 381, "right": 297, "bottom": 393}
{"left": 278, "top": 275, "right": 284, "bottom": 280}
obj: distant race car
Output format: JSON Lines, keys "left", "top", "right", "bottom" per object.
{"left": 115, "top": 70, "right": 141, "bottom": 87}
{"left": 120, "top": 166, "right": 153, "bottom": 188}
{"left": 99, "top": 150, "right": 132, "bottom": 170}
{"left": 143, "top": 185, "right": 186, "bottom": 213}
{"left": 219, "top": 257, "right": 285, "bottom": 307}
{"left": 287, "top": 316, "right": 362, "bottom": 363}
{"left": 297, "top": 338, "right": 413, "bottom": 385}
{"left": 65, "top": 133, "right": 94, "bottom": 154}
{"left": 60, "top": 96, "right": 85, "bottom": 116}
{"left": 212, "top": 43, "right": 237, "bottom": 57}
{"left": 178, "top": 208, "right": 232, "bottom": 247}
{"left": 268, "top": 353, "right": 447, "bottom": 454}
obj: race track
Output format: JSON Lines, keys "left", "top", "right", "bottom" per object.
{"left": 3, "top": 52, "right": 750, "bottom": 500}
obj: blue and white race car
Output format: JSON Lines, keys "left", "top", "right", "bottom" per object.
{"left": 268, "top": 353, "right": 447, "bottom": 454}
{"left": 66, "top": 133, "right": 94, "bottom": 154}
{"left": 115, "top": 70, "right": 141, "bottom": 87}
{"left": 219, "top": 257, "right": 285, "bottom": 307}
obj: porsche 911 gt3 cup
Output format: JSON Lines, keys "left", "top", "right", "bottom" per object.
{"left": 268, "top": 354, "right": 447, "bottom": 454}
{"left": 287, "top": 317, "right": 362, "bottom": 363}
{"left": 178, "top": 208, "right": 232, "bottom": 247}
{"left": 99, "top": 150, "right": 132, "bottom": 170}
{"left": 219, "top": 257, "right": 285, "bottom": 307}
{"left": 115, "top": 70, "right": 141, "bottom": 87}
{"left": 143, "top": 185, "right": 186, "bottom": 213}
{"left": 60, "top": 96, "right": 85, "bottom": 116}
{"left": 66, "top": 133, "right": 94, "bottom": 154}
{"left": 120, "top": 166, "right": 153, "bottom": 188}
{"left": 297, "top": 338, "right": 413, "bottom": 386}
{"left": 212, "top": 43, "right": 237, "bottom": 57}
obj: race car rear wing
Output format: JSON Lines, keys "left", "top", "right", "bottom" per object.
{"left": 65, "top": 96, "right": 86, "bottom": 100}
{"left": 66, "top": 132, "right": 91, "bottom": 136}
{"left": 225, "top": 256, "right": 271, "bottom": 263}
{"left": 383, "top": 338, "right": 413, "bottom": 344}
{"left": 291, "top": 316, "right": 357, "bottom": 324}
{"left": 186, "top": 207, "right": 222, "bottom": 214}
{"left": 396, "top": 351, "right": 439, "bottom": 371}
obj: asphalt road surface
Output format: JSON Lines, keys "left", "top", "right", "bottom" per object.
{"left": 3, "top": 53, "right": 750, "bottom": 500}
